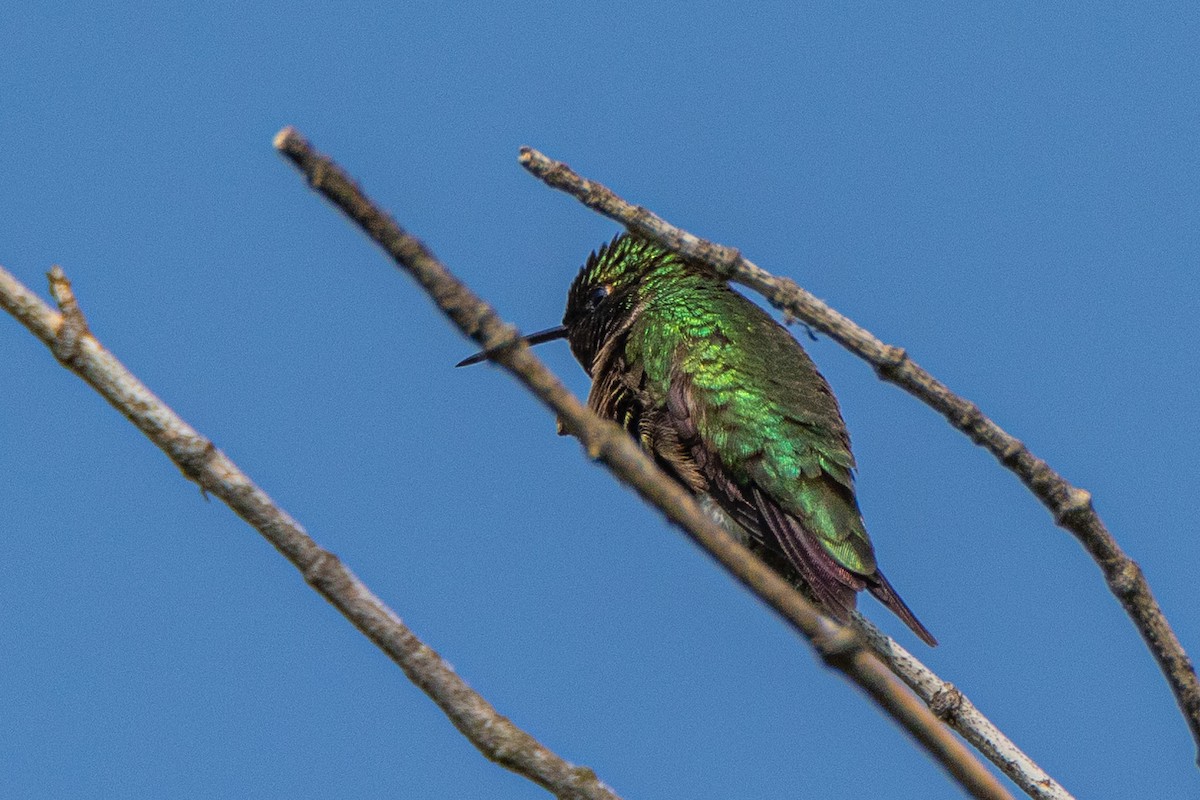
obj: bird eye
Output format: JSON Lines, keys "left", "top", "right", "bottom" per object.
{"left": 585, "top": 285, "right": 610, "bottom": 311}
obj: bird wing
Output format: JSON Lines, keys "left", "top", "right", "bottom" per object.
{"left": 671, "top": 350, "right": 937, "bottom": 645}
{"left": 632, "top": 287, "right": 877, "bottom": 569}
{"left": 657, "top": 363, "right": 868, "bottom": 622}
{"left": 628, "top": 287, "right": 937, "bottom": 644}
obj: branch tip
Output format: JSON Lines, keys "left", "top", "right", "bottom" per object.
{"left": 273, "top": 126, "right": 302, "bottom": 152}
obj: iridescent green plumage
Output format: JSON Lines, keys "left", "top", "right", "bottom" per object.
{"left": 458, "top": 234, "right": 935, "bottom": 644}
{"left": 562, "top": 235, "right": 935, "bottom": 645}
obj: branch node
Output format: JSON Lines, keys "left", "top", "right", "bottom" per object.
{"left": 999, "top": 438, "right": 1026, "bottom": 466}
{"left": 720, "top": 245, "right": 742, "bottom": 269}
{"left": 570, "top": 765, "right": 601, "bottom": 787}
{"left": 874, "top": 345, "right": 910, "bottom": 377}
{"left": 175, "top": 436, "right": 221, "bottom": 492}
{"left": 955, "top": 403, "right": 985, "bottom": 434}
{"left": 301, "top": 548, "right": 342, "bottom": 590}
{"left": 704, "top": 243, "right": 741, "bottom": 274}
{"left": 584, "top": 434, "right": 605, "bottom": 460}
{"left": 47, "top": 266, "right": 91, "bottom": 366}
{"left": 1110, "top": 560, "right": 1143, "bottom": 599}
{"left": 930, "top": 683, "right": 965, "bottom": 721}
{"left": 1054, "top": 487, "right": 1093, "bottom": 525}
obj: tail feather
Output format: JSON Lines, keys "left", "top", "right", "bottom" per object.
{"left": 866, "top": 569, "right": 938, "bottom": 647}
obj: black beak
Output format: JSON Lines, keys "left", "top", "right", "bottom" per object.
{"left": 455, "top": 325, "right": 570, "bottom": 367}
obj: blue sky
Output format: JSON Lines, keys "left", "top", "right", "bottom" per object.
{"left": 2, "top": 3, "right": 1197, "bottom": 798}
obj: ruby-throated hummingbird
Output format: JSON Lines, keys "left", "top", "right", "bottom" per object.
{"left": 458, "top": 234, "right": 936, "bottom": 646}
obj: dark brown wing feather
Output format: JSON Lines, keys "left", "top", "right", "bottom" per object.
{"left": 662, "top": 371, "right": 938, "bottom": 646}
{"left": 589, "top": 351, "right": 937, "bottom": 646}
{"left": 750, "top": 485, "right": 864, "bottom": 622}
{"left": 647, "top": 372, "right": 863, "bottom": 619}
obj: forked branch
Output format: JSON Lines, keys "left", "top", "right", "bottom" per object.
{"left": 0, "top": 266, "right": 624, "bottom": 800}
{"left": 273, "top": 126, "right": 1036, "bottom": 800}
{"left": 517, "top": 146, "right": 1200, "bottom": 767}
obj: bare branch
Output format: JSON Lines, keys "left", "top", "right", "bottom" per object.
{"left": 0, "top": 266, "right": 624, "bottom": 800}
{"left": 273, "top": 126, "right": 1019, "bottom": 800}
{"left": 854, "top": 615, "right": 1068, "bottom": 800}
{"left": 517, "top": 146, "right": 1200, "bottom": 766}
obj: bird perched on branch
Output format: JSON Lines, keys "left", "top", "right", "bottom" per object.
{"left": 459, "top": 234, "right": 935, "bottom": 646}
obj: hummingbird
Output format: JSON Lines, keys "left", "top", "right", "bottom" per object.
{"left": 458, "top": 234, "right": 936, "bottom": 646}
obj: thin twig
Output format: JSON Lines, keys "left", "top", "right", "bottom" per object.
{"left": 273, "top": 126, "right": 1017, "bottom": 800}
{"left": 517, "top": 146, "right": 1200, "bottom": 767}
{"left": 0, "top": 266, "right": 624, "bottom": 800}
{"left": 853, "top": 615, "right": 1068, "bottom": 800}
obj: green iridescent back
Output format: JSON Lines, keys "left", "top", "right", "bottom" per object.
{"left": 568, "top": 236, "right": 876, "bottom": 576}
{"left": 558, "top": 235, "right": 935, "bottom": 645}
